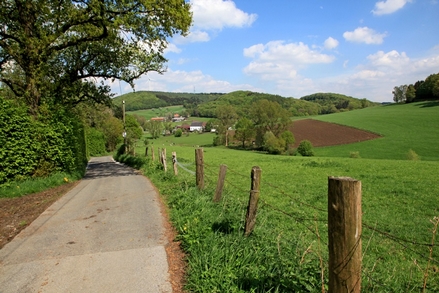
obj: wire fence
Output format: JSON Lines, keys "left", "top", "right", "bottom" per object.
{"left": 152, "top": 147, "right": 439, "bottom": 291}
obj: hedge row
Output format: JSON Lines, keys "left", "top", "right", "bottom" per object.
{"left": 0, "top": 97, "right": 88, "bottom": 185}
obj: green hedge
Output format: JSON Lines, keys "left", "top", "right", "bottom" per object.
{"left": 0, "top": 97, "right": 88, "bottom": 185}
{"left": 86, "top": 127, "right": 107, "bottom": 156}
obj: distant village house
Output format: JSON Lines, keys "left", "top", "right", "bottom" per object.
{"left": 190, "top": 121, "right": 206, "bottom": 132}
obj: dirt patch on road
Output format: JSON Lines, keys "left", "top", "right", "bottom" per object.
{"left": 290, "top": 119, "right": 381, "bottom": 147}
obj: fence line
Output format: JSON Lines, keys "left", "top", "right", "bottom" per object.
{"left": 153, "top": 148, "right": 438, "bottom": 291}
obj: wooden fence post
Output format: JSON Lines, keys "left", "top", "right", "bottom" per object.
{"left": 145, "top": 146, "right": 148, "bottom": 157}
{"left": 172, "top": 152, "right": 178, "bottom": 175}
{"left": 162, "top": 148, "right": 167, "bottom": 172}
{"left": 152, "top": 146, "right": 155, "bottom": 161}
{"left": 213, "top": 164, "right": 227, "bottom": 202}
{"left": 244, "top": 166, "right": 262, "bottom": 236}
{"left": 328, "top": 176, "right": 362, "bottom": 293}
{"left": 195, "top": 148, "right": 204, "bottom": 189}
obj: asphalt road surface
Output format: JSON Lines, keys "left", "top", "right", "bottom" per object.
{"left": 0, "top": 156, "right": 171, "bottom": 292}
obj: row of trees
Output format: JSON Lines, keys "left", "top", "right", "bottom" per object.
{"left": 393, "top": 73, "right": 439, "bottom": 103}
{"left": 214, "top": 100, "right": 297, "bottom": 155}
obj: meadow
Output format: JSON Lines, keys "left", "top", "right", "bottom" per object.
{"left": 132, "top": 101, "right": 439, "bottom": 292}
{"left": 314, "top": 101, "right": 439, "bottom": 161}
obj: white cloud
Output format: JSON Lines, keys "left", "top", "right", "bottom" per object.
{"left": 324, "top": 37, "right": 339, "bottom": 50}
{"left": 367, "top": 50, "right": 410, "bottom": 68}
{"left": 174, "top": 30, "right": 210, "bottom": 44}
{"left": 243, "top": 41, "right": 335, "bottom": 80}
{"left": 343, "top": 27, "right": 387, "bottom": 44}
{"left": 372, "top": 0, "right": 412, "bottom": 15}
{"left": 190, "top": 0, "right": 257, "bottom": 30}
{"left": 164, "top": 43, "right": 182, "bottom": 54}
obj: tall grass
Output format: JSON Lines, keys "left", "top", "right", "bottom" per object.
{"left": 138, "top": 145, "right": 439, "bottom": 292}
{"left": 0, "top": 171, "right": 82, "bottom": 198}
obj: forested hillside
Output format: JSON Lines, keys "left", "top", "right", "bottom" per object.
{"left": 117, "top": 90, "right": 378, "bottom": 117}
{"left": 113, "top": 91, "right": 223, "bottom": 111}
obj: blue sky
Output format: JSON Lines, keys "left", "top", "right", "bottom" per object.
{"left": 113, "top": 0, "right": 439, "bottom": 103}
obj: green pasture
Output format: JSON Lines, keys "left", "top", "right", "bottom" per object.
{"left": 137, "top": 143, "right": 439, "bottom": 292}
{"left": 141, "top": 131, "right": 215, "bottom": 148}
{"left": 128, "top": 105, "right": 185, "bottom": 120}
{"left": 313, "top": 101, "right": 439, "bottom": 161}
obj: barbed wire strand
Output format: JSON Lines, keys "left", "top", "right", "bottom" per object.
{"left": 263, "top": 180, "right": 327, "bottom": 213}
{"left": 363, "top": 222, "right": 438, "bottom": 248}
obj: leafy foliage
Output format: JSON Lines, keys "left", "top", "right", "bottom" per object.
{"left": 0, "top": 0, "right": 192, "bottom": 113}
{"left": 300, "top": 92, "right": 377, "bottom": 113}
{"left": 0, "top": 96, "right": 87, "bottom": 185}
{"left": 86, "top": 128, "right": 107, "bottom": 156}
{"left": 297, "top": 140, "right": 314, "bottom": 156}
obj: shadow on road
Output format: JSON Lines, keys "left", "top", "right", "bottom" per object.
{"left": 84, "top": 161, "right": 138, "bottom": 180}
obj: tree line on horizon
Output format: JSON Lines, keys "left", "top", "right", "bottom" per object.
{"left": 117, "top": 90, "right": 379, "bottom": 118}
{"left": 392, "top": 72, "right": 439, "bottom": 103}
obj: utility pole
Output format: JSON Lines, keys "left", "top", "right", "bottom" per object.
{"left": 123, "top": 100, "right": 127, "bottom": 154}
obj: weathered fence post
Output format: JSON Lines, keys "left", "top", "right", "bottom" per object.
{"left": 195, "top": 148, "right": 204, "bottom": 189}
{"left": 172, "top": 152, "right": 178, "bottom": 176}
{"left": 213, "top": 164, "right": 227, "bottom": 202}
{"left": 145, "top": 146, "right": 148, "bottom": 157}
{"left": 328, "top": 176, "right": 362, "bottom": 293}
{"left": 152, "top": 146, "right": 155, "bottom": 161}
{"left": 162, "top": 148, "right": 167, "bottom": 172}
{"left": 244, "top": 166, "right": 262, "bottom": 236}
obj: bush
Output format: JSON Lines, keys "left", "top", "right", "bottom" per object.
{"left": 86, "top": 127, "right": 107, "bottom": 156}
{"left": 174, "top": 128, "right": 183, "bottom": 137}
{"left": 263, "top": 131, "right": 285, "bottom": 154}
{"left": 350, "top": 151, "right": 361, "bottom": 158}
{"left": 297, "top": 140, "right": 314, "bottom": 156}
{"left": 0, "top": 98, "right": 87, "bottom": 185}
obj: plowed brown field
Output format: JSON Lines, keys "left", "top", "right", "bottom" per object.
{"left": 290, "top": 119, "right": 381, "bottom": 147}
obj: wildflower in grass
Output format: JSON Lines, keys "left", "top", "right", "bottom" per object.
{"left": 64, "top": 177, "right": 69, "bottom": 182}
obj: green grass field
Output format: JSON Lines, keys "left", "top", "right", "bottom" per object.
{"left": 128, "top": 105, "right": 186, "bottom": 120}
{"left": 133, "top": 101, "right": 439, "bottom": 292}
{"left": 313, "top": 101, "right": 439, "bottom": 161}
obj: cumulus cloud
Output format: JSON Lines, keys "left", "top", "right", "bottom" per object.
{"left": 244, "top": 41, "right": 335, "bottom": 80}
{"left": 367, "top": 50, "right": 410, "bottom": 68}
{"left": 343, "top": 27, "right": 387, "bottom": 44}
{"left": 174, "top": 30, "right": 210, "bottom": 44}
{"left": 190, "top": 0, "right": 257, "bottom": 30}
{"left": 372, "top": 0, "right": 412, "bottom": 15}
{"left": 324, "top": 37, "right": 339, "bottom": 50}
{"left": 164, "top": 43, "right": 182, "bottom": 54}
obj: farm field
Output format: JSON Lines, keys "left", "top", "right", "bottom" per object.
{"left": 134, "top": 101, "right": 439, "bottom": 292}
{"left": 313, "top": 101, "right": 439, "bottom": 161}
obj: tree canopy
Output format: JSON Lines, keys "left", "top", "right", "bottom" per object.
{"left": 0, "top": 0, "right": 192, "bottom": 113}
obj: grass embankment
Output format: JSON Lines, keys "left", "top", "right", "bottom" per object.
{"left": 314, "top": 101, "right": 439, "bottom": 161}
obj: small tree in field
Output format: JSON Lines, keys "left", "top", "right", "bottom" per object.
{"left": 297, "top": 140, "right": 314, "bottom": 156}
{"left": 263, "top": 131, "right": 285, "bottom": 154}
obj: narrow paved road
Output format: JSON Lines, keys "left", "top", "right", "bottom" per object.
{"left": 0, "top": 157, "right": 171, "bottom": 292}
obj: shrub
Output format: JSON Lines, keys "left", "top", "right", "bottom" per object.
{"left": 174, "top": 128, "right": 183, "bottom": 137}
{"left": 86, "top": 127, "right": 107, "bottom": 156}
{"left": 297, "top": 140, "right": 314, "bottom": 156}
{"left": 263, "top": 131, "right": 285, "bottom": 154}
{"left": 407, "top": 149, "right": 420, "bottom": 161}
{"left": 350, "top": 151, "right": 361, "bottom": 158}
{"left": 280, "top": 131, "right": 295, "bottom": 150}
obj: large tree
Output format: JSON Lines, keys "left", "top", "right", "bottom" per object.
{"left": 216, "top": 105, "right": 238, "bottom": 146}
{"left": 0, "top": 0, "right": 192, "bottom": 113}
{"left": 250, "top": 99, "right": 292, "bottom": 147}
